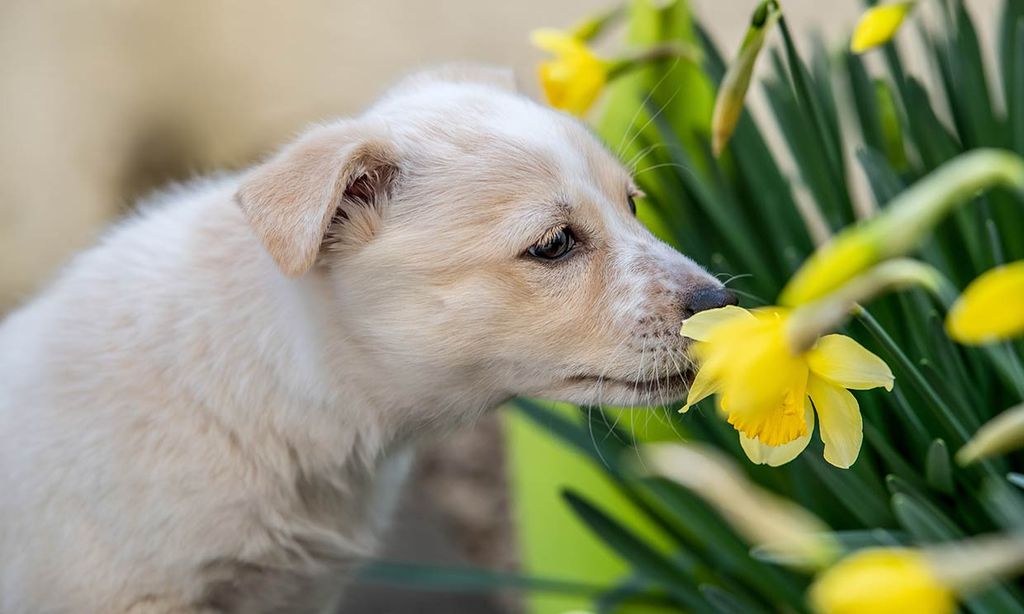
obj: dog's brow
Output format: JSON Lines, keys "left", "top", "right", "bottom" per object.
{"left": 500, "top": 200, "right": 572, "bottom": 247}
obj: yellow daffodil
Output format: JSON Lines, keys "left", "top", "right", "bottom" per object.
{"left": 946, "top": 261, "right": 1024, "bottom": 344}
{"left": 850, "top": 2, "right": 915, "bottom": 54}
{"left": 810, "top": 535, "right": 1024, "bottom": 614}
{"left": 809, "top": 548, "right": 955, "bottom": 614}
{"left": 680, "top": 305, "right": 893, "bottom": 468}
{"left": 531, "top": 29, "right": 609, "bottom": 115}
{"left": 956, "top": 403, "right": 1024, "bottom": 465}
{"left": 711, "top": 0, "right": 781, "bottom": 155}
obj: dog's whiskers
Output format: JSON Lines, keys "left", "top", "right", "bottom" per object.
{"left": 614, "top": 59, "right": 679, "bottom": 160}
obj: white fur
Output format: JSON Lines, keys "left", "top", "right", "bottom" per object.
{"left": 0, "top": 67, "right": 726, "bottom": 613}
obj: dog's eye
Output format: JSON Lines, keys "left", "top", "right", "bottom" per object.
{"left": 528, "top": 226, "right": 577, "bottom": 260}
{"left": 627, "top": 193, "right": 637, "bottom": 216}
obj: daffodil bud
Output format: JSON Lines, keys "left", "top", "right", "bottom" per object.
{"left": 946, "top": 261, "right": 1024, "bottom": 344}
{"left": 781, "top": 149, "right": 1024, "bottom": 306}
{"left": 644, "top": 443, "right": 839, "bottom": 569}
{"left": 710, "top": 0, "right": 781, "bottom": 156}
{"left": 784, "top": 259, "right": 945, "bottom": 352}
{"left": 850, "top": 2, "right": 916, "bottom": 54}
{"left": 956, "top": 403, "right": 1024, "bottom": 465}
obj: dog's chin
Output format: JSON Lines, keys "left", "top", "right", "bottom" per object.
{"left": 536, "top": 370, "right": 693, "bottom": 408}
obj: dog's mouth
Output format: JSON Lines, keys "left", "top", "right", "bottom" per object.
{"left": 565, "top": 369, "right": 693, "bottom": 393}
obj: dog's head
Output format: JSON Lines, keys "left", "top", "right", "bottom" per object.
{"left": 236, "top": 66, "right": 735, "bottom": 415}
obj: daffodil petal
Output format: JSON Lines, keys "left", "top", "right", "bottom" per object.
{"left": 530, "top": 28, "right": 578, "bottom": 55}
{"left": 946, "top": 261, "right": 1024, "bottom": 344}
{"left": 850, "top": 2, "right": 915, "bottom": 54}
{"left": 808, "top": 376, "right": 863, "bottom": 469}
{"left": 680, "top": 365, "right": 717, "bottom": 413}
{"left": 807, "top": 334, "right": 894, "bottom": 391}
{"left": 679, "top": 304, "right": 754, "bottom": 341}
{"left": 739, "top": 400, "right": 814, "bottom": 467}
{"left": 956, "top": 403, "right": 1024, "bottom": 465}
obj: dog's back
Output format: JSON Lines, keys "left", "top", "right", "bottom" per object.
{"left": 0, "top": 178, "right": 397, "bottom": 613}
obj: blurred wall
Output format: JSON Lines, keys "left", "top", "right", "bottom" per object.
{"left": 0, "top": 0, "right": 603, "bottom": 310}
{"left": 2, "top": 0, "right": 1006, "bottom": 309}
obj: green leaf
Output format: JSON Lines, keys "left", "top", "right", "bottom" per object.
{"left": 804, "top": 455, "right": 894, "bottom": 527}
{"left": 891, "top": 492, "right": 964, "bottom": 542}
{"left": 699, "top": 584, "right": 771, "bottom": 614}
{"left": 925, "top": 439, "right": 955, "bottom": 495}
{"left": 561, "top": 489, "right": 711, "bottom": 612}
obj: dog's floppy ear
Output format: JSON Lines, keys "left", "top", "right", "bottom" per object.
{"left": 236, "top": 120, "right": 398, "bottom": 277}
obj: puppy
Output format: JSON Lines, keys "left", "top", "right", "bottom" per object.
{"left": 0, "top": 66, "right": 735, "bottom": 613}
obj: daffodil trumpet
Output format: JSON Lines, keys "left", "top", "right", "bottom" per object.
{"left": 956, "top": 403, "right": 1024, "bottom": 465}
{"left": 531, "top": 29, "right": 610, "bottom": 116}
{"left": 711, "top": 0, "right": 781, "bottom": 156}
{"left": 781, "top": 149, "right": 1024, "bottom": 306}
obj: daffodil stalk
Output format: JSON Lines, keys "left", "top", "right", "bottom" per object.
{"left": 711, "top": 0, "right": 781, "bottom": 156}
{"left": 644, "top": 443, "right": 840, "bottom": 569}
{"left": 850, "top": 2, "right": 917, "bottom": 54}
{"left": 781, "top": 149, "right": 1024, "bottom": 306}
{"left": 956, "top": 403, "right": 1024, "bottom": 465}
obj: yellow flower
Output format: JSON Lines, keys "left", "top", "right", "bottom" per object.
{"left": 681, "top": 306, "right": 893, "bottom": 468}
{"left": 946, "top": 261, "right": 1024, "bottom": 344}
{"left": 809, "top": 548, "right": 955, "bottom": 614}
{"left": 850, "top": 2, "right": 915, "bottom": 54}
{"left": 531, "top": 29, "right": 609, "bottom": 115}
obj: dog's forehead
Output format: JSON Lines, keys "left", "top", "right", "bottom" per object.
{"left": 374, "top": 82, "right": 627, "bottom": 184}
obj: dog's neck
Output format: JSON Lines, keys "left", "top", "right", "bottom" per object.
{"left": 179, "top": 197, "right": 492, "bottom": 479}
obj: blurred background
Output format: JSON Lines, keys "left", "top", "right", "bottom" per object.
{"left": 0, "top": 1, "right": 999, "bottom": 613}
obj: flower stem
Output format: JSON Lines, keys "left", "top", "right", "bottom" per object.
{"left": 607, "top": 42, "right": 701, "bottom": 80}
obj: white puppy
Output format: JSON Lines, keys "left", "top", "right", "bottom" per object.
{"left": 0, "top": 66, "right": 735, "bottom": 613}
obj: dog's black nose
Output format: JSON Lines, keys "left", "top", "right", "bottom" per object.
{"left": 685, "top": 286, "right": 738, "bottom": 317}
